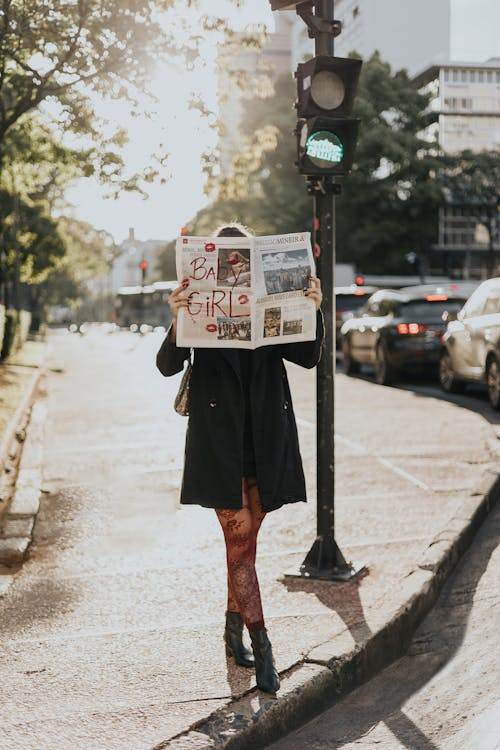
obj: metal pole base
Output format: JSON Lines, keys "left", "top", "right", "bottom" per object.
{"left": 284, "top": 535, "right": 367, "bottom": 582}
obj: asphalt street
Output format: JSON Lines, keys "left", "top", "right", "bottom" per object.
{"left": 0, "top": 326, "right": 498, "bottom": 750}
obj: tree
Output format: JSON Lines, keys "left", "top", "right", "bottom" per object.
{"left": 336, "top": 53, "right": 442, "bottom": 272}
{"left": 186, "top": 53, "right": 445, "bottom": 274}
{"left": 0, "top": 187, "right": 65, "bottom": 283}
{"left": 41, "top": 216, "right": 117, "bottom": 308}
{"left": 0, "top": 1, "right": 258, "bottom": 193}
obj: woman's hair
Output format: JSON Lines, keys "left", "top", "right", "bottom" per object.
{"left": 213, "top": 222, "right": 252, "bottom": 238}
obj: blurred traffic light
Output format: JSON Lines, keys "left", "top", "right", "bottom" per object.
{"left": 295, "top": 55, "right": 362, "bottom": 176}
{"left": 139, "top": 259, "right": 148, "bottom": 284}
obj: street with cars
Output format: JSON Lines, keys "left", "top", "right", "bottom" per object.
{"left": 338, "top": 278, "right": 500, "bottom": 412}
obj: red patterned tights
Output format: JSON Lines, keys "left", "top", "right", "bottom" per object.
{"left": 215, "top": 477, "right": 266, "bottom": 632}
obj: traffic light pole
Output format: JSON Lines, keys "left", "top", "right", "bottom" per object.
{"left": 288, "top": 0, "right": 365, "bottom": 581}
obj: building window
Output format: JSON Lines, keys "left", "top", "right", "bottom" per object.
{"left": 487, "top": 71, "right": 493, "bottom": 82}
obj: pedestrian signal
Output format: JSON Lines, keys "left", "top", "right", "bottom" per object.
{"left": 295, "top": 55, "right": 362, "bottom": 176}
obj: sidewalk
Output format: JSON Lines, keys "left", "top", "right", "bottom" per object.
{"left": 0, "top": 329, "right": 499, "bottom": 750}
{"left": 0, "top": 339, "right": 47, "bottom": 578}
{"left": 159, "top": 372, "right": 500, "bottom": 750}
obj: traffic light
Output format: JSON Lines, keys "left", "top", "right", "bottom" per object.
{"left": 139, "top": 259, "right": 148, "bottom": 284}
{"left": 295, "top": 55, "right": 362, "bottom": 176}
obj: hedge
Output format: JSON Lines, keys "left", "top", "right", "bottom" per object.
{"left": 0, "top": 304, "right": 5, "bottom": 354}
{"left": 0, "top": 309, "right": 32, "bottom": 360}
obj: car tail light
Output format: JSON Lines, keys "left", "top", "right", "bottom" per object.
{"left": 426, "top": 294, "right": 448, "bottom": 301}
{"left": 397, "top": 323, "right": 427, "bottom": 335}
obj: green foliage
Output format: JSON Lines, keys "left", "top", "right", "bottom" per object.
{"left": 0, "top": 309, "right": 31, "bottom": 359}
{"left": 41, "top": 216, "right": 118, "bottom": 307}
{"left": 0, "top": 304, "right": 5, "bottom": 348}
{"left": 0, "top": 0, "right": 253, "bottom": 195}
{"left": 336, "top": 53, "right": 442, "bottom": 272}
{"left": 0, "top": 0, "right": 171, "bottom": 142}
{"left": 0, "top": 187, "right": 65, "bottom": 284}
{"left": 189, "top": 53, "right": 446, "bottom": 273}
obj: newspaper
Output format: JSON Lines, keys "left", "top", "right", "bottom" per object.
{"left": 175, "top": 232, "right": 317, "bottom": 349}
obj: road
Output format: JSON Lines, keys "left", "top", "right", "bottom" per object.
{"left": 0, "top": 326, "right": 497, "bottom": 750}
{"left": 268, "top": 502, "right": 500, "bottom": 750}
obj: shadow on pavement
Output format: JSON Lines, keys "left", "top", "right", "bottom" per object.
{"left": 281, "top": 575, "right": 372, "bottom": 645}
{"left": 225, "top": 653, "right": 253, "bottom": 698}
{"left": 274, "top": 504, "right": 499, "bottom": 750}
{"left": 337, "top": 358, "right": 500, "bottom": 429}
{"left": 399, "top": 380, "right": 500, "bottom": 429}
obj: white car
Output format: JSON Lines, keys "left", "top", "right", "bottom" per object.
{"left": 440, "top": 278, "right": 500, "bottom": 410}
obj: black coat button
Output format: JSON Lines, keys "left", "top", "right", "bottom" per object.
{"left": 284, "top": 401, "right": 288, "bottom": 410}
{"left": 209, "top": 400, "right": 217, "bottom": 408}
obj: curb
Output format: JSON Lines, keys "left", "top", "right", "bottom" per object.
{"left": 0, "top": 366, "right": 41, "bottom": 476}
{"left": 156, "top": 464, "right": 500, "bottom": 750}
{"left": 0, "top": 401, "right": 46, "bottom": 574}
{"left": 0, "top": 358, "right": 47, "bottom": 587}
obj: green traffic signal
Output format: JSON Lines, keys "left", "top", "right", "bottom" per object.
{"left": 306, "top": 131, "right": 344, "bottom": 167}
{"left": 295, "top": 55, "right": 362, "bottom": 177}
{"left": 297, "top": 116, "right": 360, "bottom": 176}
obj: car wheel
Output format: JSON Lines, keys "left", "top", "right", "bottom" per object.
{"left": 486, "top": 357, "right": 500, "bottom": 410}
{"left": 342, "top": 338, "right": 360, "bottom": 375}
{"left": 439, "top": 351, "right": 464, "bottom": 394}
{"left": 375, "top": 343, "right": 396, "bottom": 385}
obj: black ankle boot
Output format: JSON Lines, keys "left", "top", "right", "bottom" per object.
{"left": 250, "top": 628, "right": 280, "bottom": 694}
{"left": 224, "top": 611, "right": 255, "bottom": 668}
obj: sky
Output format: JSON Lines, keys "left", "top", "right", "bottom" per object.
{"left": 64, "top": 0, "right": 499, "bottom": 247}
{"left": 64, "top": 1, "right": 276, "bottom": 246}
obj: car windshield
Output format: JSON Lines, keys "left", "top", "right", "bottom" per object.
{"left": 400, "top": 300, "right": 465, "bottom": 322}
{"left": 336, "top": 294, "right": 368, "bottom": 312}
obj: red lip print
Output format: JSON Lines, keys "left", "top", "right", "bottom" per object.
{"left": 205, "top": 242, "right": 216, "bottom": 252}
{"left": 206, "top": 324, "right": 217, "bottom": 333}
{"left": 238, "top": 295, "right": 249, "bottom": 305}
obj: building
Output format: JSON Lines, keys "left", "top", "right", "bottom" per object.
{"left": 331, "top": 0, "right": 450, "bottom": 75}
{"left": 111, "top": 228, "right": 165, "bottom": 293}
{"left": 217, "top": 15, "right": 295, "bottom": 175}
{"left": 326, "top": 0, "right": 499, "bottom": 77}
{"left": 414, "top": 59, "right": 500, "bottom": 153}
{"left": 413, "top": 59, "right": 500, "bottom": 277}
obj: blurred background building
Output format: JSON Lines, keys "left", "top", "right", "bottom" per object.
{"left": 111, "top": 228, "right": 165, "bottom": 292}
{"left": 217, "top": 15, "right": 294, "bottom": 176}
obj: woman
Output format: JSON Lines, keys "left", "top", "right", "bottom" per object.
{"left": 156, "top": 224, "right": 323, "bottom": 694}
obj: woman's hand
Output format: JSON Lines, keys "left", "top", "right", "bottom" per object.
{"left": 168, "top": 280, "right": 190, "bottom": 338}
{"left": 304, "top": 276, "right": 323, "bottom": 311}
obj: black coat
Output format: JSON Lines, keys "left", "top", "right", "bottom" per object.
{"left": 156, "top": 312, "right": 324, "bottom": 512}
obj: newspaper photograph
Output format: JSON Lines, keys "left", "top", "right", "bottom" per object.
{"left": 175, "top": 233, "right": 316, "bottom": 349}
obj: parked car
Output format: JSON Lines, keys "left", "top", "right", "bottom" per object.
{"left": 340, "top": 287, "right": 471, "bottom": 385}
{"left": 439, "top": 277, "right": 500, "bottom": 410}
{"left": 335, "top": 285, "right": 377, "bottom": 348}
